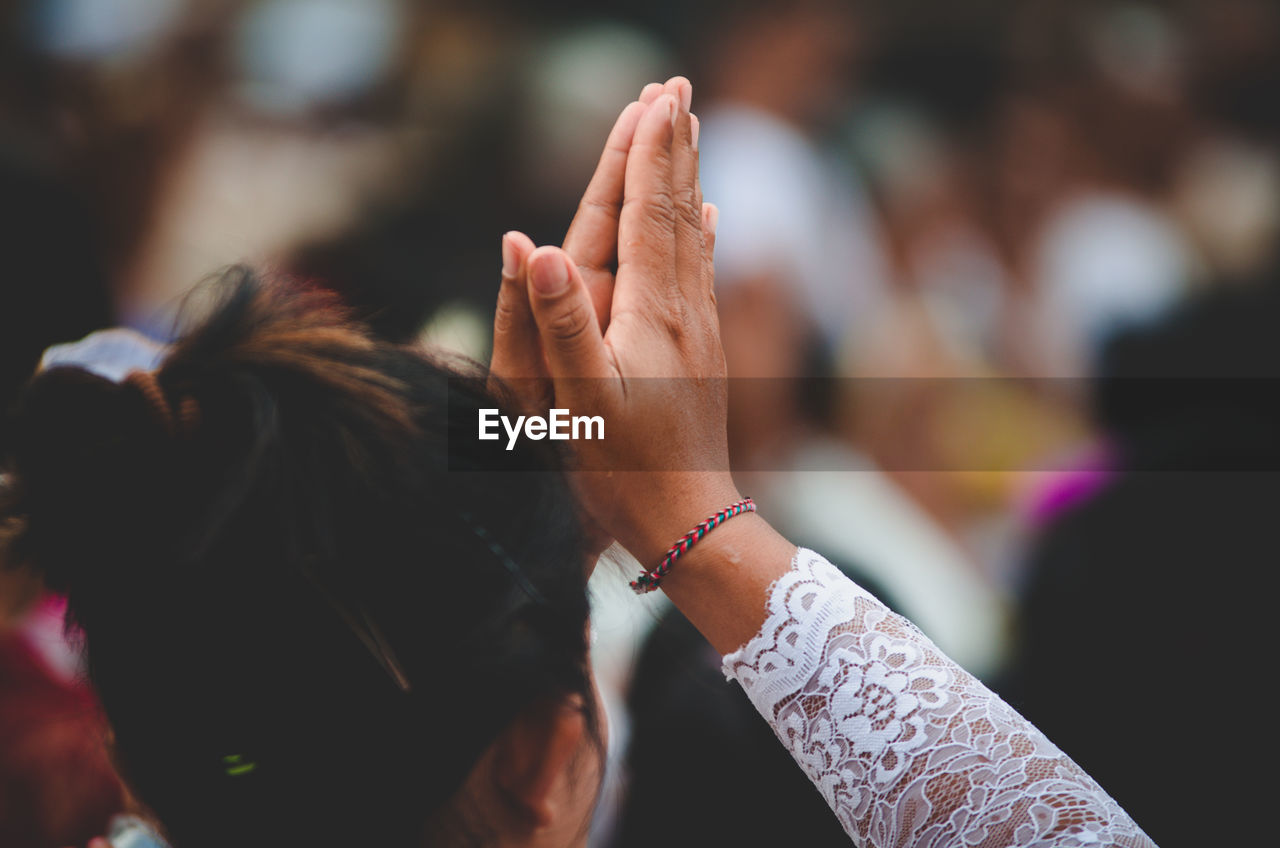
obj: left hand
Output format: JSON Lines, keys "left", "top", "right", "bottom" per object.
{"left": 490, "top": 77, "right": 694, "bottom": 410}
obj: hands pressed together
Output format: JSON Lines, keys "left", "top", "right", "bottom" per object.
{"left": 490, "top": 77, "right": 743, "bottom": 569}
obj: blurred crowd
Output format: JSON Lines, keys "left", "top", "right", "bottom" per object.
{"left": 2, "top": 0, "right": 1277, "bottom": 845}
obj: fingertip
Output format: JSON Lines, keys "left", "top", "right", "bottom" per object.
{"left": 638, "top": 94, "right": 679, "bottom": 140}
{"left": 526, "top": 244, "right": 557, "bottom": 266}
{"left": 612, "top": 100, "right": 647, "bottom": 139}
{"left": 703, "top": 202, "right": 719, "bottom": 237}
{"left": 678, "top": 79, "right": 693, "bottom": 112}
{"left": 639, "top": 82, "right": 663, "bottom": 103}
{"left": 501, "top": 232, "right": 516, "bottom": 278}
{"left": 654, "top": 94, "right": 676, "bottom": 130}
{"left": 664, "top": 76, "right": 692, "bottom": 111}
{"left": 501, "top": 231, "right": 535, "bottom": 279}
{"left": 528, "top": 247, "right": 571, "bottom": 296}
{"left": 507, "top": 230, "right": 536, "bottom": 253}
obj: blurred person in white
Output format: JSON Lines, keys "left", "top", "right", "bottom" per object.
{"left": 1014, "top": 3, "right": 1200, "bottom": 378}
{"left": 687, "top": 0, "right": 1007, "bottom": 678}
{"left": 1172, "top": 0, "right": 1280, "bottom": 286}
{"left": 695, "top": 2, "right": 889, "bottom": 357}
{"left": 851, "top": 3, "right": 1205, "bottom": 383}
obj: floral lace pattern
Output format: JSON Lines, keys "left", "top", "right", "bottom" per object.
{"left": 722, "top": 549, "right": 1156, "bottom": 847}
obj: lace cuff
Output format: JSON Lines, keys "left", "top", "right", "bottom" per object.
{"left": 722, "top": 548, "right": 1156, "bottom": 847}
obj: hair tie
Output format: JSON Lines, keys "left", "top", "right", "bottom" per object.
{"left": 222, "top": 753, "right": 257, "bottom": 777}
{"left": 125, "top": 370, "right": 200, "bottom": 438}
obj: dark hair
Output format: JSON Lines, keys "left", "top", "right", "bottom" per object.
{"left": 0, "top": 268, "right": 595, "bottom": 846}
{"left": 0, "top": 150, "right": 114, "bottom": 458}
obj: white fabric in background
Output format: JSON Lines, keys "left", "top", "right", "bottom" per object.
{"left": 1033, "top": 194, "right": 1193, "bottom": 375}
{"left": 698, "top": 104, "right": 892, "bottom": 349}
{"left": 754, "top": 439, "right": 1009, "bottom": 680}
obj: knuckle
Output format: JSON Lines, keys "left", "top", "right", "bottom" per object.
{"left": 630, "top": 139, "right": 673, "bottom": 163}
{"left": 676, "top": 188, "right": 702, "bottom": 232}
{"left": 545, "top": 303, "right": 593, "bottom": 344}
{"left": 654, "top": 300, "right": 690, "bottom": 339}
{"left": 678, "top": 229, "right": 704, "bottom": 260}
{"left": 577, "top": 195, "right": 619, "bottom": 221}
{"left": 492, "top": 301, "right": 522, "bottom": 335}
{"left": 676, "top": 181, "right": 698, "bottom": 211}
{"left": 623, "top": 191, "right": 678, "bottom": 230}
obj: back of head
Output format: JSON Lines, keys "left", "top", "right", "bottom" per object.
{"left": 0, "top": 269, "right": 592, "bottom": 846}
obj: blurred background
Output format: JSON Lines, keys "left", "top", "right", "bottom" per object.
{"left": 1, "top": 1, "right": 1277, "bottom": 845}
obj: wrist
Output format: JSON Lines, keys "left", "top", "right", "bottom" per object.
{"left": 657, "top": 512, "right": 796, "bottom": 654}
{"left": 617, "top": 472, "right": 742, "bottom": 569}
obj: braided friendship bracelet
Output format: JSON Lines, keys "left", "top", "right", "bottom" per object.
{"left": 630, "top": 497, "right": 756, "bottom": 594}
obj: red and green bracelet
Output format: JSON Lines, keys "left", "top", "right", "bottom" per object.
{"left": 630, "top": 497, "right": 756, "bottom": 594}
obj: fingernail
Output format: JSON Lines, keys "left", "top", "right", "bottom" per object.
{"left": 668, "top": 96, "right": 678, "bottom": 128}
{"left": 501, "top": 233, "right": 517, "bottom": 278}
{"left": 690, "top": 113, "right": 700, "bottom": 150}
{"left": 679, "top": 81, "right": 692, "bottom": 112}
{"left": 705, "top": 203, "right": 719, "bottom": 236}
{"left": 531, "top": 253, "right": 569, "bottom": 295}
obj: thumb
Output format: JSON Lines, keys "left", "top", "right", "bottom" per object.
{"left": 525, "top": 246, "right": 611, "bottom": 379}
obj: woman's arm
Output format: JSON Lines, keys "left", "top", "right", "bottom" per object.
{"left": 490, "top": 79, "right": 789, "bottom": 653}
{"left": 492, "top": 82, "right": 1155, "bottom": 846}
{"left": 718, "top": 545, "right": 1155, "bottom": 846}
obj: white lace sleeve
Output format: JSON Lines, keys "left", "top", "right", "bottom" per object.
{"left": 721, "top": 549, "right": 1156, "bottom": 847}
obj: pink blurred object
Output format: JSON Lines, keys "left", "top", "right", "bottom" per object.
{"left": 0, "top": 597, "right": 124, "bottom": 845}
{"left": 18, "top": 592, "right": 84, "bottom": 683}
{"left": 1020, "top": 443, "right": 1117, "bottom": 529}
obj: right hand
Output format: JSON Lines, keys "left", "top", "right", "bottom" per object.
{"left": 494, "top": 84, "right": 741, "bottom": 567}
